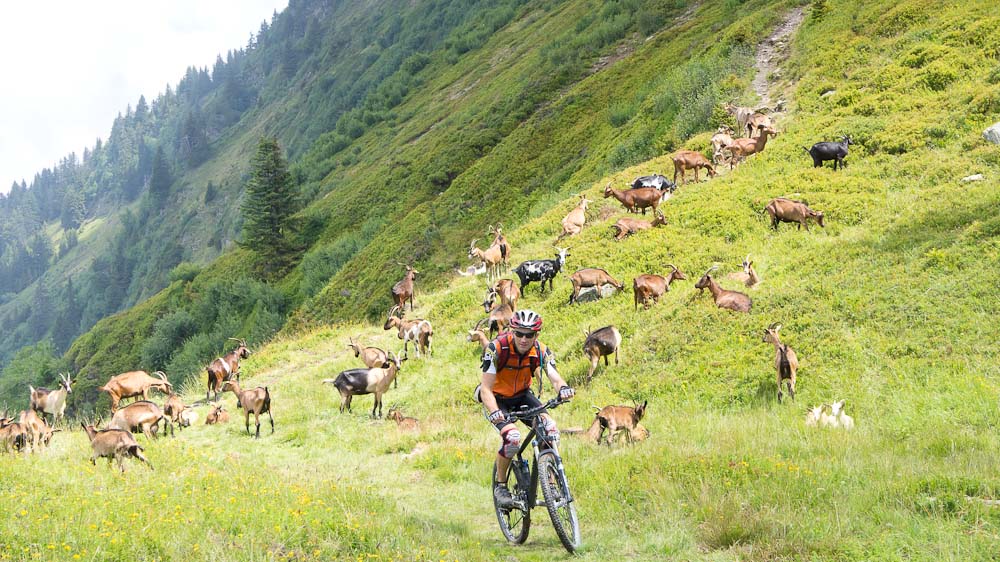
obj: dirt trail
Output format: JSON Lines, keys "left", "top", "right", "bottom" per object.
{"left": 752, "top": 7, "right": 805, "bottom": 108}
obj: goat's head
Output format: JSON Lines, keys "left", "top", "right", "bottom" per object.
{"left": 762, "top": 322, "right": 782, "bottom": 344}
{"left": 666, "top": 264, "right": 687, "bottom": 282}
{"left": 578, "top": 196, "right": 592, "bottom": 210}
{"left": 386, "top": 405, "right": 402, "bottom": 421}
{"left": 840, "top": 135, "right": 853, "bottom": 145}
{"left": 59, "top": 372, "right": 74, "bottom": 394}
{"left": 348, "top": 337, "right": 362, "bottom": 356}
{"left": 694, "top": 266, "right": 718, "bottom": 290}
{"left": 383, "top": 306, "right": 402, "bottom": 329}
{"left": 228, "top": 338, "right": 251, "bottom": 358}
{"left": 482, "top": 286, "right": 498, "bottom": 313}
{"left": 652, "top": 210, "right": 667, "bottom": 227}
{"left": 468, "top": 239, "right": 479, "bottom": 259}
{"left": 602, "top": 183, "right": 614, "bottom": 198}
{"left": 634, "top": 400, "right": 648, "bottom": 422}
{"left": 554, "top": 246, "right": 570, "bottom": 265}
{"left": 830, "top": 399, "right": 846, "bottom": 417}
{"left": 742, "top": 254, "right": 754, "bottom": 274}
{"left": 810, "top": 209, "right": 826, "bottom": 228}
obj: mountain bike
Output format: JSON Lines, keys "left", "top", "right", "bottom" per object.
{"left": 491, "top": 397, "right": 581, "bottom": 553}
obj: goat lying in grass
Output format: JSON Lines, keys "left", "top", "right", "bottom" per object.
{"left": 386, "top": 406, "right": 419, "bottom": 430}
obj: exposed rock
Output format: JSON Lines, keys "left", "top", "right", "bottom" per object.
{"left": 573, "top": 284, "right": 620, "bottom": 303}
{"left": 960, "top": 174, "right": 985, "bottom": 182}
{"left": 820, "top": 89, "right": 837, "bottom": 98}
{"left": 984, "top": 122, "right": 1000, "bottom": 145}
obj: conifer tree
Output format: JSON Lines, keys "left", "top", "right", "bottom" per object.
{"left": 240, "top": 137, "right": 298, "bottom": 275}
{"left": 148, "top": 146, "right": 171, "bottom": 208}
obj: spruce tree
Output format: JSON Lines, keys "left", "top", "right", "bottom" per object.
{"left": 240, "top": 137, "right": 298, "bottom": 275}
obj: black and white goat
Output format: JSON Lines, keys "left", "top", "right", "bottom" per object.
{"left": 513, "top": 247, "right": 569, "bottom": 294}
{"left": 29, "top": 373, "right": 73, "bottom": 424}
{"left": 631, "top": 174, "right": 677, "bottom": 201}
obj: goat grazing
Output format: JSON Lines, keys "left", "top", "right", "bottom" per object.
{"left": 0, "top": 417, "right": 28, "bottom": 453}
{"left": 762, "top": 323, "right": 799, "bottom": 403}
{"left": 81, "top": 423, "right": 152, "bottom": 472}
{"left": 633, "top": 265, "right": 687, "bottom": 310}
{"left": 803, "top": 136, "right": 852, "bottom": 170}
{"left": 162, "top": 393, "right": 189, "bottom": 435}
{"left": 746, "top": 112, "right": 776, "bottom": 138}
{"left": 610, "top": 211, "right": 667, "bottom": 241}
{"left": 726, "top": 254, "right": 761, "bottom": 288}
{"left": 710, "top": 126, "right": 735, "bottom": 165}
{"left": 724, "top": 102, "right": 756, "bottom": 138}
{"left": 604, "top": 183, "right": 662, "bottom": 214}
{"left": 109, "top": 400, "right": 166, "bottom": 440}
{"left": 205, "top": 403, "right": 230, "bottom": 425}
{"left": 386, "top": 406, "right": 419, "bottom": 430}
{"left": 694, "top": 266, "right": 752, "bottom": 313}
{"left": 383, "top": 305, "right": 433, "bottom": 358}
{"left": 18, "top": 409, "right": 50, "bottom": 452}
{"left": 556, "top": 196, "right": 591, "bottom": 241}
{"left": 221, "top": 380, "right": 274, "bottom": 438}
{"left": 765, "top": 198, "right": 825, "bottom": 231}
{"left": 100, "top": 370, "right": 173, "bottom": 413}
{"left": 513, "top": 247, "right": 569, "bottom": 294}
{"left": 466, "top": 328, "right": 491, "bottom": 351}
{"left": 325, "top": 351, "right": 406, "bottom": 418}
{"left": 29, "top": 372, "right": 74, "bottom": 424}
{"left": 568, "top": 268, "right": 624, "bottom": 305}
{"left": 672, "top": 150, "right": 717, "bottom": 185}
{"left": 582, "top": 326, "right": 622, "bottom": 383}
{"left": 468, "top": 238, "right": 504, "bottom": 281}
{"left": 727, "top": 125, "right": 777, "bottom": 168}
{"left": 479, "top": 291, "right": 514, "bottom": 339}
{"left": 492, "top": 278, "right": 520, "bottom": 310}
{"left": 206, "top": 338, "right": 251, "bottom": 402}
{"left": 585, "top": 401, "right": 647, "bottom": 445}
{"left": 392, "top": 263, "right": 419, "bottom": 312}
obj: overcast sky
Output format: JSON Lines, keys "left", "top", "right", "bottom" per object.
{"left": 0, "top": 1, "right": 289, "bottom": 193}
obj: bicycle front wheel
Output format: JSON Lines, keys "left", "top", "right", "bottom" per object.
{"left": 493, "top": 459, "right": 530, "bottom": 544}
{"left": 538, "top": 452, "right": 580, "bottom": 553}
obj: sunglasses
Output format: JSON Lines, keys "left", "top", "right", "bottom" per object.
{"left": 513, "top": 331, "right": 537, "bottom": 339}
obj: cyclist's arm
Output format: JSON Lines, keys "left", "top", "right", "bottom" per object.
{"left": 480, "top": 371, "right": 501, "bottom": 414}
{"left": 541, "top": 352, "right": 569, "bottom": 393}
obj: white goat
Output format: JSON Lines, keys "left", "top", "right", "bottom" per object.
{"left": 830, "top": 399, "right": 854, "bottom": 430}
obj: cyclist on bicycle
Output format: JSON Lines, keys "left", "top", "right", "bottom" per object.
{"left": 478, "top": 309, "right": 574, "bottom": 508}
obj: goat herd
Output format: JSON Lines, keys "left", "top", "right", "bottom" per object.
{"left": 1, "top": 104, "right": 857, "bottom": 472}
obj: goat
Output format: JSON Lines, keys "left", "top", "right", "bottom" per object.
{"left": 694, "top": 266, "right": 752, "bottom": 313}
{"left": 469, "top": 238, "right": 504, "bottom": 281}
{"left": 631, "top": 174, "right": 677, "bottom": 202}
{"left": 762, "top": 323, "right": 799, "bottom": 403}
{"left": 726, "top": 254, "right": 761, "bottom": 288}
{"left": 582, "top": 326, "right": 622, "bottom": 383}
{"left": 383, "top": 305, "right": 433, "bottom": 358}
{"left": 746, "top": 112, "right": 776, "bottom": 139}
{"left": 710, "top": 126, "right": 735, "bottom": 165}
{"left": 803, "top": 136, "right": 852, "bottom": 170}
{"left": 100, "top": 370, "right": 173, "bottom": 413}
{"left": 386, "top": 406, "right": 419, "bottom": 430}
{"left": 325, "top": 351, "right": 405, "bottom": 418}
{"left": 29, "top": 372, "right": 74, "bottom": 425}
{"left": 478, "top": 294, "right": 514, "bottom": 339}
{"left": 0, "top": 417, "right": 28, "bottom": 453}
{"left": 466, "top": 328, "right": 491, "bottom": 351}
{"left": 604, "top": 183, "right": 661, "bottom": 215}
{"left": 805, "top": 405, "right": 824, "bottom": 427}
{"left": 727, "top": 125, "right": 777, "bottom": 168}
{"left": 348, "top": 336, "right": 391, "bottom": 388}
{"left": 672, "top": 150, "right": 717, "bottom": 185}
{"left": 205, "top": 403, "right": 230, "bottom": 425}
{"left": 221, "top": 380, "right": 274, "bottom": 438}
{"left": 765, "top": 198, "right": 825, "bottom": 231}
{"left": 610, "top": 210, "right": 667, "bottom": 241}
{"left": 556, "top": 195, "right": 591, "bottom": 241}
{"left": 18, "top": 409, "right": 51, "bottom": 452}
{"left": 162, "top": 393, "right": 189, "bottom": 435}
{"left": 488, "top": 224, "right": 511, "bottom": 274}
{"left": 633, "top": 265, "right": 687, "bottom": 310}
{"left": 513, "top": 247, "right": 569, "bottom": 294}
{"left": 80, "top": 423, "right": 152, "bottom": 472}
{"left": 830, "top": 399, "right": 854, "bottom": 429}
{"left": 585, "top": 401, "right": 647, "bottom": 445}
{"left": 492, "top": 278, "right": 520, "bottom": 310}
{"left": 206, "top": 338, "right": 252, "bottom": 402}
{"left": 724, "top": 102, "right": 757, "bottom": 138}
{"left": 455, "top": 263, "right": 487, "bottom": 277}
{"left": 109, "top": 400, "right": 166, "bottom": 440}
{"left": 568, "top": 268, "right": 624, "bottom": 305}
{"left": 391, "top": 263, "right": 419, "bottom": 312}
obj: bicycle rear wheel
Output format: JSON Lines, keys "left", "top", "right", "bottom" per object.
{"left": 493, "top": 459, "right": 530, "bottom": 544}
{"left": 537, "top": 452, "right": 580, "bottom": 553}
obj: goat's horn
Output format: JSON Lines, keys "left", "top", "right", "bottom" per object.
{"left": 666, "top": 263, "right": 677, "bottom": 271}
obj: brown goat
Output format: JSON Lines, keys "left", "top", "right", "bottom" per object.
{"left": 585, "top": 401, "right": 647, "bottom": 445}
{"left": 672, "top": 150, "right": 717, "bottom": 185}
{"left": 469, "top": 238, "right": 504, "bottom": 281}
{"left": 206, "top": 338, "right": 252, "bottom": 402}
{"left": 604, "top": 183, "right": 661, "bottom": 215}
{"left": 347, "top": 336, "right": 392, "bottom": 388}
{"left": 724, "top": 102, "right": 757, "bottom": 138}
{"left": 205, "top": 403, "right": 230, "bottom": 425}
{"left": 466, "top": 328, "right": 491, "bottom": 351}
{"left": 694, "top": 266, "right": 752, "bottom": 313}
{"left": 162, "top": 393, "right": 189, "bottom": 435}
{"left": 763, "top": 323, "right": 799, "bottom": 403}
{"left": 18, "top": 409, "right": 55, "bottom": 452}
{"left": 568, "top": 268, "right": 624, "bottom": 305}
{"left": 386, "top": 406, "right": 419, "bottom": 430}
{"left": 746, "top": 112, "right": 776, "bottom": 138}
{"left": 383, "top": 305, "right": 433, "bottom": 358}
{"left": 633, "top": 265, "right": 687, "bottom": 310}
{"left": 557, "top": 195, "right": 591, "bottom": 241}
{"left": 492, "top": 278, "right": 520, "bottom": 310}
{"left": 488, "top": 224, "right": 511, "bottom": 274}
{"left": 81, "top": 423, "right": 152, "bottom": 472}
{"left": 726, "top": 254, "right": 761, "bottom": 288}
{"left": 221, "top": 380, "right": 274, "bottom": 438}
{"left": 99, "top": 370, "right": 173, "bottom": 413}
{"left": 710, "top": 126, "right": 736, "bottom": 165}
{"left": 765, "top": 198, "right": 825, "bottom": 231}
{"left": 727, "top": 125, "right": 777, "bottom": 168}
{"left": 478, "top": 297, "right": 514, "bottom": 339}
{"left": 392, "top": 264, "right": 419, "bottom": 311}
{"left": 109, "top": 400, "right": 166, "bottom": 441}
{"left": 610, "top": 211, "right": 667, "bottom": 241}
{"left": 582, "top": 326, "right": 622, "bottom": 382}
{"left": 0, "top": 417, "right": 28, "bottom": 453}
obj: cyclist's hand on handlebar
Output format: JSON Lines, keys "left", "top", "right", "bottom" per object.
{"left": 487, "top": 409, "right": 509, "bottom": 429}
{"left": 558, "top": 386, "right": 575, "bottom": 401}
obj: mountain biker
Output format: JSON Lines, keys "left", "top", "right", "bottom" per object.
{"left": 477, "top": 309, "right": 574, "bottom": 508}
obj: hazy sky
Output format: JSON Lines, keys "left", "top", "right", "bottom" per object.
{"left": 0, "top": 1, "right": 289, "bottom": 193}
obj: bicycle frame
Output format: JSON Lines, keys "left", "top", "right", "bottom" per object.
{"left": 507, "top": 402, "right": 573, "bottom": 510}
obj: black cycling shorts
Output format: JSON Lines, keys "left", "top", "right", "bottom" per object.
{"left": 496, "top": 390, "right": 546, "bottom": 424}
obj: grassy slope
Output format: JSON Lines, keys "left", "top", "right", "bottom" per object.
{"left": 4, "top": 0, "right": 1000, "bottom": 560}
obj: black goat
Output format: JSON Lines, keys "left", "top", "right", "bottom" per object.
{"left": 513, "top": 248, "right": 569, "bottom": 294}
{"left": 803, "top": 136, "right": 853, "bottom": 170}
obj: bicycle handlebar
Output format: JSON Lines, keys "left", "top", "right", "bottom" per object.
{"left": 505, "top": 397, "right": 568, "bottom": 422}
